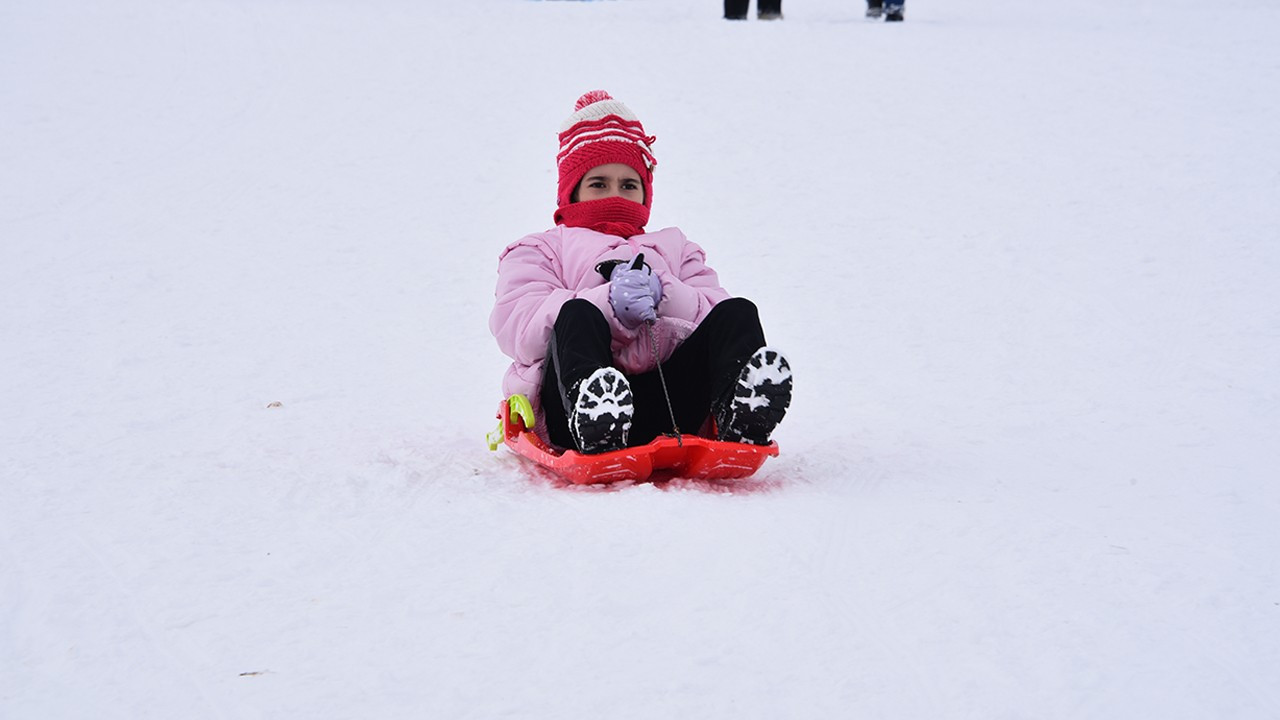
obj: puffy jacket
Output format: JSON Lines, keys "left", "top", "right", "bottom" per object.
{"left": 490, "top": 224, "right": 731, "bottom": 428}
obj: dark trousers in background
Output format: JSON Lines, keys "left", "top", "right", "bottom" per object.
{"left": 725, "top": 0, "right": 782, "bottom": 20}
{"left": 542, "top": 298, "right": 767, "bottom": 449}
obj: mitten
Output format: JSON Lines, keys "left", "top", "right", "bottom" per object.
{"left": 608, "top": 254, "right": 663, "bottom": 329}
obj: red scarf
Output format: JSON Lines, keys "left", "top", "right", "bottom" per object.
{"left": 554, "top": 196, "right": 650, "bottom": 238}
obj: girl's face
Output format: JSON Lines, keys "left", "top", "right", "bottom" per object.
{"left": 573, "top": 163, "right": 645, "bottom": 204}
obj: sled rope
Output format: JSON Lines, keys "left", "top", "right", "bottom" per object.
{"left": 647, "top": 321, "right": 683, "bottom": 446}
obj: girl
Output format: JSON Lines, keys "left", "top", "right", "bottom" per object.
{"left": 489, "top": 90, "right": 792, "bottom": 454}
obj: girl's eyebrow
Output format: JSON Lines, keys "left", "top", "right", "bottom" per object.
{"left": 582, "top": 174, "right": 639, "bottom": 186}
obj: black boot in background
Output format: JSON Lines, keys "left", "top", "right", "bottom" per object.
{"left": 724, "top": 0, "right": 748, "bottom": 20}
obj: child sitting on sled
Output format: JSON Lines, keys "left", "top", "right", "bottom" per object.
{"left": 489, "top": 90, "right": 793, "bottom": 454}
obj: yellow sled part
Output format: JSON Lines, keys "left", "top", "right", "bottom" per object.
{"left": 486, "top": 394, "right": 534, "bottom": 451}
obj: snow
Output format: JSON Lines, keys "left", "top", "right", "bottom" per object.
{"left": 2, "top": 0, "right": 1279, "bottom": 717}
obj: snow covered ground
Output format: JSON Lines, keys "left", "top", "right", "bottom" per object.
{"left": 3, "top": 0, "right": 1279, "bottom": 717}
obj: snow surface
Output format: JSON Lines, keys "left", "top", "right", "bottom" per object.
{"left": 3, "top": 0, "right": 1279, "bottom": 717}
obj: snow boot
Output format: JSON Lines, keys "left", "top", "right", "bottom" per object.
{"left": 885, "top": 4, "right": 904, "bottom": 21}
{"left": 866, "top": 0, "right": 884, "bottom": 18}
{"left": 715, "top": 347, "right": 792, "bottom": 446}
{"left": 569, "top": 367, "right": 633, "bottom": 454}
{"left": 757, "top": 0, "right": 782, "bottom": 19}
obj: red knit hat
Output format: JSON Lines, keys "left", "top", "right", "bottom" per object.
{"left": 556, "top": 90, "right": 657, "bottom": 212}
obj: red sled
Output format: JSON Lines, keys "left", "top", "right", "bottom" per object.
{"left": 486, "top": 394, "right": 779, "bottom": 485}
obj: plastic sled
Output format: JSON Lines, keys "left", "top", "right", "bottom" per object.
{"left": 486, "top": 394, "right": 779, "bottom": 485}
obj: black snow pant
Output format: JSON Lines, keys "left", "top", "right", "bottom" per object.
{"left": 541, "top": 297, "right": 767, "bottom": 449}
{"left": 725, "top": 0, "right": 782, "bottom": 19}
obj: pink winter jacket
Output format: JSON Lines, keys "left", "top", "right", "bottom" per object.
{"left": 490, "top": 224, "right": 731, "bottom": 430}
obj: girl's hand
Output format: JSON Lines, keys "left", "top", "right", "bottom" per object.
{"left": 608, "top": 254, "right": 663, "bottom": 329}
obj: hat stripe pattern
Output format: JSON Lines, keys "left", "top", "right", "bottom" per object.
{"left": 557, "top": 117, "right": 656, "bottom": 172}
